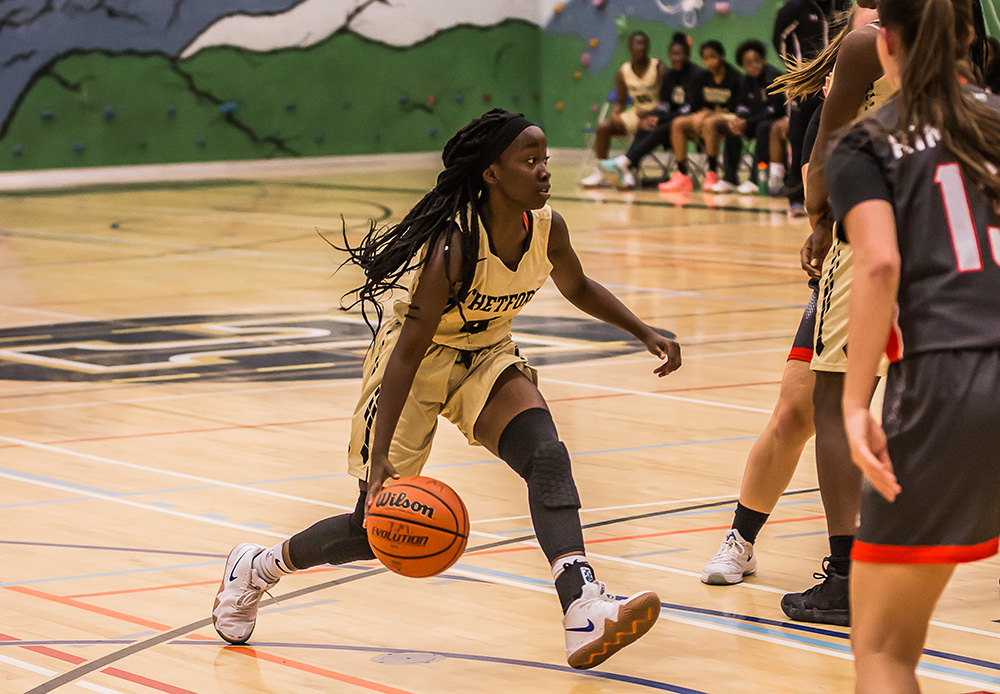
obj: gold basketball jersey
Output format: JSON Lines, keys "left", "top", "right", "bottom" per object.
{"left": 621, "top": 58, "right": 662, "bottom": 112}
{"left": 392, "top": 205, "right": 553, "bottom": 350}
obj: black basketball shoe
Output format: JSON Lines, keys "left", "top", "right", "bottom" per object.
{"left": 780, "top": 557, "right": 850, "bottom": 627}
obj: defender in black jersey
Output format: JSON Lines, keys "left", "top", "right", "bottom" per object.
{"left": 830, "top": 0, "right": 1000, "bottom": 688}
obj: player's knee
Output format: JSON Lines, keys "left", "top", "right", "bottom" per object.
{"left": 525, "top": 440, "right": 581, "bottom": 510}
{"left": 772, "top": 397, "right": 814, "bottom": 442}
{"left": 498, "top": 408, "right": 581, "bottom": 510}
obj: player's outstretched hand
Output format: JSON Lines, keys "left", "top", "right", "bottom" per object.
{"left": 844, "top": 406, "right": 900, "bottom": 502}
{"left": 644, "top": 331, "right": 682, "bottom": 377}
{"left": 363, "top": 455, "right": 400, "bottom": 526}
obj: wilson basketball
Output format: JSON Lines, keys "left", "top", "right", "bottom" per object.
{"left": 366, "top": 476, "right": 470, "bottom": 578}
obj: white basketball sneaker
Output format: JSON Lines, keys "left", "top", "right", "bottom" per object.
{"left": 563, "top": 581, "right": 660, "bottom": 669}
{"left": 701, "top": 528, "right": 757, "bottom": 585}
{"left": 212, "top": 543, "right": 277, "bottom": 644}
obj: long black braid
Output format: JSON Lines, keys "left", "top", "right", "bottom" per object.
{"left": 338, "top": 109, "right": 522, "bottom": 335}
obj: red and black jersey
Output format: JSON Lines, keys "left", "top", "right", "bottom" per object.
{"left": 827, "top": 86, "right": 1000, "bottom": 358}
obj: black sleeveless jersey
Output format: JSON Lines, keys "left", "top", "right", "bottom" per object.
{"left": 827, "top": 87, "right": 1000, "bottom": 358}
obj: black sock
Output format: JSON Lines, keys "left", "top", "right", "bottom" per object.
{"left": 732, "top": 502, "right": 769, "bottom": 545}
{"left": 554, "top": 559, "right": 596, "bottom": 613}
{"left": 828, "top": 535, "right": 854, "bottom": 575}
{"left": 707, "top": 155, "right": 718, "bottom": 173}
{"left": 677, "top": 159, "right": 689, "bottom": 175}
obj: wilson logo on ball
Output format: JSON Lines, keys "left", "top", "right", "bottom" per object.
{"left": 373, "top": 491, "right": 436, "bottom": 519}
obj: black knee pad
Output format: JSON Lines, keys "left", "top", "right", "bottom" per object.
{"left": 525, "top": 440, "right": 581, "bottom": 510}
{"left": 498, "top": 408, "right": 581, "bottom": 510}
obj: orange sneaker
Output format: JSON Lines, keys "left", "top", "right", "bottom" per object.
{"left": 658, "top": 172, "right": 693, "bottom": 192}
{"left": 702, "top": 170, "right": 719, "bottom": 191}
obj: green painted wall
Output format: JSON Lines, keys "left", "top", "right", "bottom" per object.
{"left": 0, "top": 21, "right": 543, "bottom": 171}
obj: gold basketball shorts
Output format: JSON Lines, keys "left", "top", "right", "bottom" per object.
{"left": 812, "top": 233, "right": 888, "bottom": 377}
{"left": 347, "top": 319, "right": 538, "bottom": 481}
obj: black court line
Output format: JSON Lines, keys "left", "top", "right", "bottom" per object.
{"left": 22, "top": 487, "right": 819, "bottom": 693}
{"left": 1, "top": 178, "right": 785, "bottom": 216}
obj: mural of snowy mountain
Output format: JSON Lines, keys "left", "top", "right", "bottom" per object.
{"left": 0, "top": 0, "right": 875, "bottom": 171}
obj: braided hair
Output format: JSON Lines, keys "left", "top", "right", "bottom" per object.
{"left": 338, "top": 109, "right": 523, "bottom": 335}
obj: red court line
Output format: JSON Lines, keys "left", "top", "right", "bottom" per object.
{"left": 7, "top": 585, "right": 171, "bottom": 630}
{"left": 0, "top": 416, "right": 354, "bottom": 450}
{"left": 6, "top": 586, "right": 415, "bottom": 694}
{"left": 0, "top": 632, "right": 200, "bottom": 694}
{"left": 223, "top": 646, "right": 417, "bottom": 694}
{"left": 466, "top": 515, "right": 826, "bottom": 556}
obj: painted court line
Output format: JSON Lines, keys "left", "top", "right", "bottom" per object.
{"left": 0, "top": 435, "right": 354, "bottom": 512}
{"left": 0, "top": 471, "right": 289, "bottom": 539}
{"left": 543, "top": 377, "right": 772, "bottom": 413}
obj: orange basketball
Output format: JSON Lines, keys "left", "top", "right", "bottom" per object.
{"left": 366, "top": 476, "right": 470, "bottom": 578}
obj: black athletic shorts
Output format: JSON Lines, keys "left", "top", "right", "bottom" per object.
{"left": 854, "top": 348, "right": 1000, "bottom": 564}
{"left": 787, "top": 278, "right": 820, "bottom": 362}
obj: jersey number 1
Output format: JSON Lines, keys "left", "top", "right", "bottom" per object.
{"left": 934, "top": 162, "right": 1000, "bottom": 272}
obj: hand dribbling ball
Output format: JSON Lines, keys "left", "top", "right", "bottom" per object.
{"left": 366, "top": 476, "right": 470, "bottom": 578}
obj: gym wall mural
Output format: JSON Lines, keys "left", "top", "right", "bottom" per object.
{"left": 1, "top": 0, "right": 791, "bottom": 172}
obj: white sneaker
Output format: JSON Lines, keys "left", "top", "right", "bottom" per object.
{"left": 580, "top": 170, "right": 609, "bottom": 188}
{"left": 212, "top": 543, "right": 278, "bottom": 644}
{"left": 599, "top": 158, "right": 636, "bottom": 190}
{"left": 710, "top": 180, "right": 736, "bottom": 193}
{"left": 563, "top": 581, "right": 660, "bottom": 669}
{"left": 736, "top": 180, "right": 759, "bottom": 195}
{"left": 701, "top": 529, "right": 757, "bottom": 585}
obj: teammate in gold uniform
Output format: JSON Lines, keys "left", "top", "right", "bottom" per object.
{"left": 581, "top": 31, "right": 666, "bottom": 187}
{"left": 212, "top": 110, "right": 681, "bottom": 670}
{"left": 780, "top": 0, "right": 892, "bottom": 626}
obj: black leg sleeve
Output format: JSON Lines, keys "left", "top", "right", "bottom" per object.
{"left": 498, "top": 408, "right": 586, "bottom": 563}
{"left": 287, "top": 490, "right": 375, "bottom": 569}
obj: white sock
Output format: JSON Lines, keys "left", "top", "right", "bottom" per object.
{"left": 614, "top": 154, "right": 630, "bottom": 169}
{"left": 551, "top": 553, "right": 588, "bottom": 581}
{"left": 252, "top": 541, "right": 296, "bottom": 583}
{"left": 769, "top": 163, "right": 786, "bottom": 186}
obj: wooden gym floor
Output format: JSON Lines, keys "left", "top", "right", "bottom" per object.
{"left": 1, "top": 151, "right": 998, "bottom": 694}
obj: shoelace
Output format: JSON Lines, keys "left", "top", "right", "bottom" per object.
{"left": 721, "top": 536, "right": 747, "bottom": 558}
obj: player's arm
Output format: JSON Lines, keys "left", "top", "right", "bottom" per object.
{"left": 842, "top": 199, "right": 901, "bottom": 501}
{"left": 365, "top": 229, "right": 460, "bottom": 511}
{"left": 546, "top": 210, "right": 681, "bottom": 376}
{"left": 772, "top": 0, "right": 798, "bottom": 58}
{"left": 804, "top": 26, "right": 882, "bottom": 225}
{"left": 613, "top": 69, "right": 629, "bottom": 115}
{"left": 828, "top": 131, "right": 901, "bottom": 502}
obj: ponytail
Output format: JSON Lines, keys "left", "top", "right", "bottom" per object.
{"left": 878, "top": 0, "right": 1000, "bottom": 213}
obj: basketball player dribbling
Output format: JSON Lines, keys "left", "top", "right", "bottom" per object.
{"left": 211, "top": 109, "right": 682, "bottom": 670}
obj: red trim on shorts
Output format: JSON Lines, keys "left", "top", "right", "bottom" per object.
{"left": 787, "top": 347, "right": 813, "bottom": 362}
{"left": 852, "top": 537, "right": 999, "bottom": 564}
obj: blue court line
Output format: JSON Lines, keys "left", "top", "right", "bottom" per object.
{"left": 623, "top": 548, "right": 688, "bottom": 558}
{"left": 775, "top": 530, "right": 828, "bottom": 539}
{"left": 450, "top": 563, "right": 553, "bottom": 587}
{"left": 661, "top": 601, "right": 1000, "bottom": 683}
{"left": 261, "top": 599, "right": 338, "bottom": 615}
{"left": 0, "top": 560, "right": 221, "bottom": 588}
